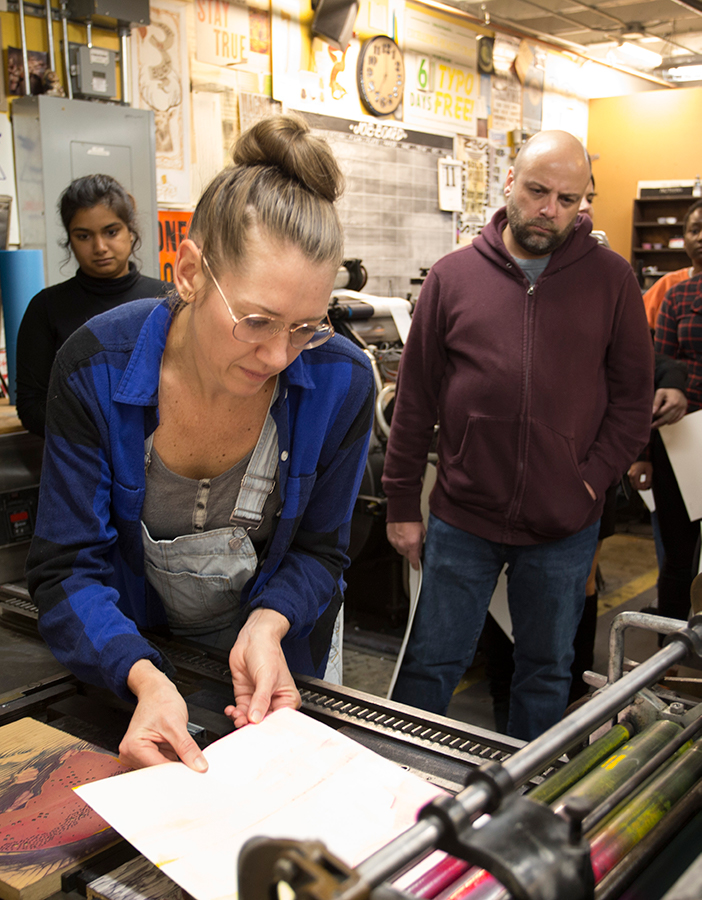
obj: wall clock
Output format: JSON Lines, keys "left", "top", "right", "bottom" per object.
{"left": 357, "top": 35, "right": 405, "bottom": 117}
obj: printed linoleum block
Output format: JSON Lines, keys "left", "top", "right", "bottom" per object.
{"left": 0, "top": 718, "right": 130, "bottom": 900}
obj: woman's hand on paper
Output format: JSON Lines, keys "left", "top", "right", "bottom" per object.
{"left": 225, "top": 607, "right": 300, "bottom": 729}
{"left": 120, "top": 658, "right": 209, "bottom": 771}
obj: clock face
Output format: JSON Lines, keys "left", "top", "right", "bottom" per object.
{"left": 357, "top": 36, "right": 405, "bottom": 117}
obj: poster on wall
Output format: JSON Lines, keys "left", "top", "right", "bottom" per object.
{"left": 196, "top": 0, "right": 250, "bottom": 66}
{"left": 403, "top": 1, "right": 478, "bottom": 136}
{"left": 521, "top": 46, "right": 545, "bottom": 134}
{"left": 488, "top": 142, "right": 510, "bottom": 209}
{"left": 158, "top": 210, "right": 193, "bottom": 283}
{"left": 195, "top": 0, "right": 271, "bottom": 77}
{"left": 542, "top": 53, "right": 588, "bottom": 143}
{"left": 271, "top": 0, "right": 366, "bottom": 119}
{"left": 0, "top": 114, "right": 20, "bottom": 245}
{"left": 131, "top": 0, "right": 192, "bottom": 207}
{"left": 491, "top": 73, "right": 521, "bottom": 132}
{"left": 456, "top": 136, "right": 488, "bottom": 239}
{"left": 191, "top": 91, "right": 225, "bottom": 196}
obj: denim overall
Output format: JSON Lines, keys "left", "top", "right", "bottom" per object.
{"left": 141, "top": 411, "right": 278, "bottom": 642}
{"left": 141, "top": 397, "right": 343, "bottom": 680}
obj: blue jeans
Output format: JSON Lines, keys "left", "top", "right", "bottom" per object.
{"left": 392, "top": 514, "right": 600, "bottom": 741}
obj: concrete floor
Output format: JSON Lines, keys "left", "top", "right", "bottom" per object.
{"left": 342, "top": 528, "right": 669, "bottom": 732}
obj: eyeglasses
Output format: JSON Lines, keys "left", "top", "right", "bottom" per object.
{"left": 201, "top": 254, "right": 334, "bottom": 350}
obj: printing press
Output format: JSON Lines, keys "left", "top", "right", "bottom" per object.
{"left": 1, "top": 292, "right": 702, "bottom": 900}
{"left": 2, "top": 579, "right": 702, "bottom": 900}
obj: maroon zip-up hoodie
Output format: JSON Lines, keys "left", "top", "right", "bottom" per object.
{"left": 383, "top": 209, "right": 654, "bottom": 545}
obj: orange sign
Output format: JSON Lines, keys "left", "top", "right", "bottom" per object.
{"left": 158, "top": 210, "right": 193, "bottom": 283}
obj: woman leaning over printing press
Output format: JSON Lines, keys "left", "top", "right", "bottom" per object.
{"left": 26, "top": 115, "right": 375, "bottom": 771}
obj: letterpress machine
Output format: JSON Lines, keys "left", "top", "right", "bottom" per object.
{"left": 1, "top": 292, "right": 702, "bottom": 900}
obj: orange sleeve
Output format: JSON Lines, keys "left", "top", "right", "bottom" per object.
{"left": 642, "top": 280, "right": 668, "bottom": 330}
{"left": 642, "top": 270, "right": 689, "bottom": 330}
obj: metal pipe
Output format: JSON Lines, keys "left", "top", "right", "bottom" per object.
{"left": 60, "top": 0, "right": 73, "bottom": 99}
{"left": 86, "top": 17, "right": 92, "bottom": 48}
{"left": 357, "top": 637, "right": 689, "bottom": 888}
{"left": 118, "top": 23, "right": 131, "bottom": 105}
{"left": 608, "top": 610, "right": 686, "bottom": 683}
{"left": 44, "top": 0, "right": 56, "bottom": 71}
{"left": 18, "top": 0, "right": 31, "bottom": 96}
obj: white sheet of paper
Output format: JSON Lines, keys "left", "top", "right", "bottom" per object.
{"left": 639, "top": 487, "right": 656, "bottom": 513}
{"left": 488, "top": 572, "right": 513, "bottom": 642}
{"left": 386, "top": 561, "right": 422, "bottom": 699}
{"left": 75, "top": 708, "right": 444, "bottom": 900}
{"left": 660, "top": 409, "right": 702, "bottom": 521}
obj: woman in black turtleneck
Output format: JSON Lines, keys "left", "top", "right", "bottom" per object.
{"left": 16, "top": 174, "right": 169, "bottom": 437}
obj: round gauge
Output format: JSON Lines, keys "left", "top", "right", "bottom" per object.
{"left": 357, "top": 35, "right": 405, "bottom": 117}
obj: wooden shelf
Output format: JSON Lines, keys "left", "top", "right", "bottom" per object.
{"left": 631, "top": 195, "right": 693, "bottom": 288}
{"left": 633, "top": 222, "right": 683, "bottom": 228}
{"left": 634, "top": 247, "right": 686, "bottom": 253}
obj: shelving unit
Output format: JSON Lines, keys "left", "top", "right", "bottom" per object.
{"left": 631, "top": 196, "right": 695, "bottom": 289}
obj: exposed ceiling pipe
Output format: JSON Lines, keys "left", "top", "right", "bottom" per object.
{"left": 459, "top": 0, "right": 699, "bottom": 56}
{"left": 17, "top": 0, "right": 31, "bottom": 95}
{"left": 669, "top": 0, "right": 702, "bottom": 15}
{"left": 59, "top": 0, "right": 73, "bottom": 99}
{"left": 420, "top": 0, "right": 676, "bottom": 86}
{"left": 118, "top": 22, "right": 132, "bottom": 106}
{"left": 45, "top": 0, "right": 56, "bottom": 71}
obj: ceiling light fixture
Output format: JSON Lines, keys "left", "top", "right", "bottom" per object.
{"left": 661, "top": 56, "right": 702, "bottom": 81}
{"left": 608, "top": 41, "right": 663, "bottom": 69}
{"left": 666, "top": 64, "right": 702, "bottom": 80}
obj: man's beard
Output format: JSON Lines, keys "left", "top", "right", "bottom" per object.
{"left": 506, "top": 194, "right": 576, "bottom": 256}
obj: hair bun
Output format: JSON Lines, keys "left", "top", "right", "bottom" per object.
{"left": 232, "top": 114, "right": 343, "bottom": 204}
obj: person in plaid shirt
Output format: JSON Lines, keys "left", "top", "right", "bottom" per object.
{"left": 651, "top": 273, "right": 702, "bottom": 622}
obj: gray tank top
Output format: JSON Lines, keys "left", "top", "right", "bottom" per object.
{"left": 141, "top": 446, "right": 281, "bottom": 542}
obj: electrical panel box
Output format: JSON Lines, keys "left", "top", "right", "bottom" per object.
{"left": 67, "top": 0, "right": 149, "bottom": 25}
{"left": 69, "top": 44, "right": 118, "bottom": 99}
{"left": 12, "top": 96, "right": 159, "bottom": 286}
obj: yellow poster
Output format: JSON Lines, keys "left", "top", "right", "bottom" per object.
{"left": 403, "top": 1, "right": 479, "bottom": 136}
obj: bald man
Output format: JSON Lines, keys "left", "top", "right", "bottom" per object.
{"left": 382, "top": 131, "right": 653, "bottom": 740}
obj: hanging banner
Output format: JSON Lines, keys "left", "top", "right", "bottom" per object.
{"left": 403, "top": 1, "right": 478, "bottom": 136}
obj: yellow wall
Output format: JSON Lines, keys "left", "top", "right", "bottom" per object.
{"left": 587, "top": 87, "right": 702, "bottom": 261}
